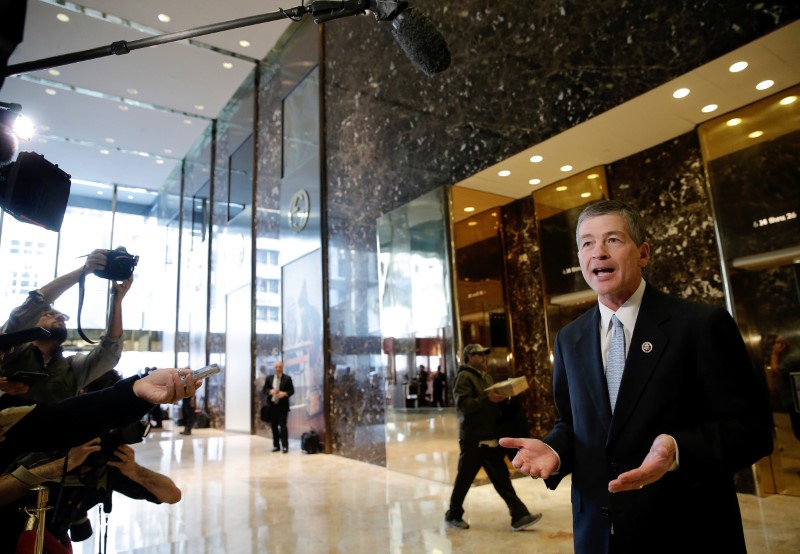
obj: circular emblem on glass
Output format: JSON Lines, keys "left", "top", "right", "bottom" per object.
{"left": 289, "top": 189, "right": 310, "bottom": 233}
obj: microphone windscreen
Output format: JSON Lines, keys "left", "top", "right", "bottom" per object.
{"left": 391, "top": 7, "right": 450, "bottom": 76}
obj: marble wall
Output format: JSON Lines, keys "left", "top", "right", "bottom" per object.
{"left": 319, "top": 1, "right": 798, "bottom": 464}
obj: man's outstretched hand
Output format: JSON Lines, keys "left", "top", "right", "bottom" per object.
{"left": 498, "top": 437, "right": 559, "bottom": 479}
{"left": 608, "top": 433, "right": 676, "bottom": 492}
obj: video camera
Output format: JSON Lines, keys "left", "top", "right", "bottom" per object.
{"left": 84, "top": 419, "right": 150, "bottom": 467}
{"left": 0, "top": 102, "right": 72, "bottom": 232}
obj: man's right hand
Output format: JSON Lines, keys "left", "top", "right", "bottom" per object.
{"left": 0, "top": 377, "right": 29, "bottom": 396}
{"left": 133, "top": 367, "right": 203, "bottom": 405}
{"left": 498, "top": 437, "right": 560, "bottom": 479}
{"left": 84, "top": 249, "right": 109, "bottom": 275}
{"left": 67, "top": 438, "right": 102, "bottom": 471}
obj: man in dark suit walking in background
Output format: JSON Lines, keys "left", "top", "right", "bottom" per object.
{"left": 264, "top": 360, "right": 294, "bottom": 453}
{"left": 501, "top": 199, "right": 773, "bottom": 553}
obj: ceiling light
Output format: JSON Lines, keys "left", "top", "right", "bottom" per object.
{"left": 729, "top": 61, "right": 748, "bottom": 73}
{"left": 155, "top": 159, "right": 164, "bottom": 165}
{"left": 580, "top": 192, "right": 591, "bottom": 198}
{"left": 468, "top": 221, "right": 478, "bottom": 226}
{"left": 464, "top": 207, "right": 475, "bottom": 213}
{"left": 127, "top": 88, "right": 138, "bottom": 95}
{"left": 672, "top": 88, "right": 690, "bottom": 99}
{"left": 127, "top": 195, "right": 134, "bottom": 200}
{"left": 97, "top": 191, "right": 104, "bottom": 195}
{"left": 748, "top": 130, "right": 763, "bottom": 139}
{"left": 183, "top": 119, "right": 192, "bottom": 125}
{"left": 239, "top": 40, "right": 251, "bottom": 48}
{"left": 529, "top": 155, "right": 543, "bottom": 163}
{"left": 491, "top": 212, "right": 497, "bottom": 217}
{"left": 13, "top": 115, "right": 34, "bottom": 141}
{"left": 56, "top": 14, "right": 70, "bottom": 23}
{"left": 726, "top": 118, "right": 742, "bottom": 127}
{"left": 118, "top": 105, "right": 129, "bottom": 111}
{"left": 45, "top": 88, "right": 56, "bottom": 95}
{"left": 158, "top": 14, "right": 171, "bottom": 23}
{"left": 48, "top": 69, "right": 60, "bottom": 76}
{"left": 529, "top": 178, "right": 541, "bottom": 185}
{"left": 73, "top": 179, "right": 112, "bottom": 189}
{"left": 756, "top": 79, "right": 774, "bottom": 91}
{"left": 498, "top": 170, "right": 511, "bottom": 177}
{"left": 701, "top": 104, "right": 718, "bottom": 113}
{"left": 194, "top": 104, "right": 205, "bottom": 111}
{"left": 587, "top": 173, "right": 599, "bottom": 180}
{"left": 560, "top": 165, "right": 573, "bottom": 172}
{"left": 556, "top": 186, "right": 567, "bottom": 192}
{"left": 99, "top": 149, "right": 109, "bottom": 155}
{"left": 104, "top": 137, "right": 114, "bottom": 144}
{"left": 223, "top": 62, "right": 233, "bottom": 69}
{"left": 779, "top": 95, "right": 797, "bottom": 106}
{"left": 164, "top": 148, "right": 173, "bottom": 154}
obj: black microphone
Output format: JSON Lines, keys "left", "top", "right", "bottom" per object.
{"left": 389, "top": 6, "right": 451, "bottom": 76}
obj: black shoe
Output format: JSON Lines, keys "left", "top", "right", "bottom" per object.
{"left": 272, "top": 447, "right": 281, "bottom": 452}
{"left": 180, "top": 431, "right": 191, "bottom": 435}
{"left": 282, "top": 447, "right": 288, "bottom": 453}
{"left": 511, "top": 512, "right": 542, "bottom": 531}
{"left": 444, "top": 516, "right": 469, "bottom": 530}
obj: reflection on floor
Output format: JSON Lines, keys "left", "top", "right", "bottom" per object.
{"left": 69, "top": 414, "right": 799, "bottom": 553}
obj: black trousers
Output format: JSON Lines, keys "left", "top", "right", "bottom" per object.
{"left": 447, "top": 440, "right": 529, "bottom": 520}
{"left": 271, "top": 409, "right": 289, "bottom": 448}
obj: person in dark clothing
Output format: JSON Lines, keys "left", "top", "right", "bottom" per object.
{"left": 263, "top": 360, "right": 294, "bottom": 453}
{"left": 433, "top": 366, "right": 447, "bottom": 407}
{"left": 444, "top": 344, "right": 542, "bottom": 532}
{"left": 181, "top": 395, "right": 196, "bottom": 436}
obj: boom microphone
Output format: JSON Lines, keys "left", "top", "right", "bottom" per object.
{"left": 389, "top": 6, "right": 451, "bottom": 76}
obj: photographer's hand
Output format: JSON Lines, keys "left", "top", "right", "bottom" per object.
{"left": 84, "top": 249, "right": 108, "bottom": 275}
{"left": 106, "top": 444, "right": 137, "bottom": 476}
{"left": 0, "top": 376, "right": 29, "bottom": 396}
{"left": 111, "top": 275, "right": 133, "bottom": 299}
{"left": 67, "top": 438, "right": 102, "bottom": 471}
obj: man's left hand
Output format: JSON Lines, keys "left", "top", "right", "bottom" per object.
{"left": 608, "top": 433, "right": 676, "bottom": 492}
{"left": 107, "top": 444, "right": 137, "bottom": 476}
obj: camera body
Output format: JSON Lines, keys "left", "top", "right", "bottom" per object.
{"left": 85, "top": 419, "right": 150, "bottom": 466}
{"left": 95, "top": 246, "right": 138, "bottom": 281}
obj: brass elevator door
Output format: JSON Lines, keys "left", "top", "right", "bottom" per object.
{"left": 731, "top": 262, "right": 800, "bottom": 497}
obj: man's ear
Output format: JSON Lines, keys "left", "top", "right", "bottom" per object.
{"left": 639, "top": 242, "right": 651, "bottom": 267}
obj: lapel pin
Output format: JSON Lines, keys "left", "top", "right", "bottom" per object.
{"left": 641, "top": 341, "right": 653, "bottom": 353}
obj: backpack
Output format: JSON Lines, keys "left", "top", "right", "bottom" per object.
{"left": 301, "top": 428, "right": 321, "bottom": 454}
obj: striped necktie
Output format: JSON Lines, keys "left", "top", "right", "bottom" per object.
{"left": 606, "top": 314, "right": 626, "bottom": 412}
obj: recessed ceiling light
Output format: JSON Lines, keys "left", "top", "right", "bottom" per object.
{"left": 104, "top": 137, "right": 115, "bottom": 144}
{"left": 580, "top": 192, "right": 591, "bottom": 198}
{"left": 164, "top": 148, "right": 173, "bottom": 154}
{"left": 223, "top": 62, "right": 233, "bottom": 69}
{"left": 45, "top": 88, "right": 56, "bottom": 95}
{"left": 529, "top": 155, "right": 543, "bottom": 163}
{"left": 498, "top": 170, "right": 511, "bottom": 177}
{"left": 756, "top": 79, "right": 774, "bottom": 91}
{"left": 464, "top": 207, "right": 475, "bottom": 213}
{"left": 158, "top": 14, "right": 171, "bottom": 23}
{"left": 729, "top": 61, "right": 748, "bottom": 73}
{"left": 48, "top": 69, "right": 60, "bottom": 76}
{"left": 701, "top": 104, "right": 718, "bottom": 113}
{"left": 779, "top": 95, "right": 797, "bottom": 106}
{"left": 560, "top": 165, "right": 573, "bottom": 172}
{"left": 56, "top": 14, "right": 70, "bottom": 23}
{"left": 127, "top": 195, "right": 134, "bottom": 200}
{"left": 127, "top": 88, "right": 138, "bottom": 95}
{"left": 99, "top": 149, "right": 109, "bottom": 155}
{"left": 672, "top": 88, "right": 690, "bottom": 99}
{"left": 155, "top": 159, "right": 165, "bottom": 165}
{"left": 529, "top": 178, "right": 541, "bottom": 185}
{"left": 97, "top": 191, "right": 104, "bottom": 195}
{"left": 194, "top": 104, "right": 205, "bottom": 111}
{"left": 183, "top": 119, "right": 193, "bottom": 125}
{"left": 491, "top": 212, "right": 497, "bottom": 217}
{"left": 468, "top": 221, "right": 478, "bottom": 227}
{"left": 556, "top": 186, "right": 568, "bottom": 192}
{"left": 587, "top": 173, "right": 599, "bottom": 180}
{"left": 239, "top": 40, "right": 251, "bottom": 48}
{"left": 748, "top": 130, "right": 764, "bottom": 139}
{"left": 118, "top": 105, "right": 129, "bottom": 111}
{"left": 726, "top": 118, "right": 742, "bottom": 127}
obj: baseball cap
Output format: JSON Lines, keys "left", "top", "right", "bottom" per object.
{"left": 463, "top": 343, "right": 491, "bottom": 360}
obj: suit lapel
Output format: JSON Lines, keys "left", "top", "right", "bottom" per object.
{"left": 608, "top": 286, "right": 670, "bottom": 442}
{"left": 574, "top": 307, "right": 613, "bottom": 432}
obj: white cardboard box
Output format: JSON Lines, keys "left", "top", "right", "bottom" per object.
{"left": 485, "top": 376, "right": 529, "bottom": 397}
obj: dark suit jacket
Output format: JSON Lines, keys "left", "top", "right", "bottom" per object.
{"left": 543, "top": 284, "right": 773, "bottom": 554}
{"left": 262, "top": 373, "right": 294, "bottom": 415}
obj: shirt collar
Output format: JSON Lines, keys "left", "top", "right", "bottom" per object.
{"left": 598, "top": 278, "right": 647, "bottom": 334}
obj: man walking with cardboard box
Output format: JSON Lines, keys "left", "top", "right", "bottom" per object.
{"left": 444, "top": 343, "right": 542, "bottom": 532}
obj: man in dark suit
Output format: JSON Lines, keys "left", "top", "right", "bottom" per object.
{"left": 500, "top": 200, "right": 773, "bottom": 554}
{"left": 263, "top": 360, "right": 294, "bottom": 453}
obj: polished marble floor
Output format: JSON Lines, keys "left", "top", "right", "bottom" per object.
{"left": 69, "top": 411, "right": 800, "bottom": 554}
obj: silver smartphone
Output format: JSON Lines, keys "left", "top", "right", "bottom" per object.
{"left": 190, "top": 363, "right": 221, "bottom": 380}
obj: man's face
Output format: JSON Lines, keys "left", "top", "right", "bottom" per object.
{"left": 275, "top": 362, "right": 284, "bottom": 376}
{"left": 468, "top": 352, "right": 488, "bottom": 371}
{"left": 36, "top": 308, "right": 69, "bottom": 331}
{"left": 577, "top": 213, "right": 650, "bottom": 310}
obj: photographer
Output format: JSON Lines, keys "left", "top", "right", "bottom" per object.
{"left": 0, "top": 250, "right": 132, "bottom": 403}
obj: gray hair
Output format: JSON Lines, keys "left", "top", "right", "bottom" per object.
{"left": 575, "top": 200, "right": 648, "bottom": 246}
